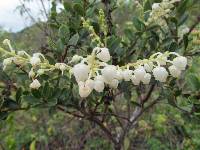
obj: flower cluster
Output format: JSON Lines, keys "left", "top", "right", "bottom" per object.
{"left": 1, "top": 39, "right": 187, "bottom": 98}
{"left": 72, "top": 47, "right": 187, "bottom": 98}
{"left": 146, "top": 0, "right": 180, "bottom": 26}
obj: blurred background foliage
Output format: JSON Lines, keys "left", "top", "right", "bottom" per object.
{"left": 0, "top": 0, "right": 200, "bottom": 149}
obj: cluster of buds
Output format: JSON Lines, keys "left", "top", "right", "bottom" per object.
{"left": 72, "top": 47, "right": 187, "bottom": 98}
{"left": 146, "top": 0, "right": 180, "bottom": 26}
{"left": 1, "top": 39, "right": 187, "bottom": 98}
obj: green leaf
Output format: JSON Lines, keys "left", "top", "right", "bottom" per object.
{"left": 46, "top": 98, "right": 58, "bottom": 107}
{"left": 73, "top": 3, "right": 84, "bottom": 16}
{"left": 56, "top": 39, "right": 65, "bottom": 53}
{"left": 58, "top": 25, "right": 70, "bottom": 42}
{"left": 0, "top": 111, "right": 9, "bottom": 120}
{"left": 183, "top": 34, "right": 188, "bottom": 50}
{"left": 132, "top": 17, "right": 145, "bottom": 31}
{"left": 31, "top": 90, "right": 41, "bottom": 99}
{"left": 22, "top": 95, "right": 40, "bottom": 106}
{"left": 144, "top": 0, "right": 151, "bottom": 11}
{"left": 42, "top": 82, "right": 53, "bottom": 99}
{"left": 63, "top": 1, "right": 72, "bottom": 11}
{"left": 68, "top": 33, "right": 79, "bottom": 45}
{"left": 16, "top": 87, "right": 22, "bottom": 104}
{"left": 2, "top": 98, "right": 20, "bottom": 110}
{"left": 188, "top": 74, "right": 200, "bottom": 91}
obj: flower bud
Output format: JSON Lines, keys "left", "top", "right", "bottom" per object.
{"left": 131, "top": 75, "right": 140, "bottom": 85}
{"left": 3, "top": 58, "right": 13, "bottom": 70}
{"left": 72, "top": 63, "right": 90, "bottom": 82}
{"left": 144, "top": 62, "right": 153, "bottom": 72}
{"left": 30, "top": 79, "right": 41, "bottom": 89}
{"left": 141, "top": 73, "right": 151, "bottom": 84}
{"left": 168, "top": 65, "right": 181, "bottom": 78}
{"left": 123, "top": 69, "right": 133, "bottom": 81}
{"left": 37, "top": 69, "right": 45, "bottom": 75}
{"left": 17, "top": 51, "right": 26, "bottom": 56}
{"left": 153, "top": 67, "right": 168, "bottom": 82}
{"left": 172, "top": 56, "right": 187, "bottom": 70}
{"left": 102, "top": 65, "right": 117, "bottom": 82}
{"left": 55, "top": 63, "right": 67, "bottom": 75}
{"left": 13, "top": 56, "right": 25, "bottom": 65}
{"left": 71, "top": 55, "right": 82, "bottom": 63}
{"left": 134, "top": 66, "right": 146, "bottom": 80}
{"left": 30, "top": 56, "right": 41, "bottom": 66}
{"left": 29, "top": 69, "right": 35, "bottom": 78}
{"left": 157, "top": 55, "right": 167, "bottom": 66}
{"left": 96, "top": 47, "right": 111, "bottom": 62}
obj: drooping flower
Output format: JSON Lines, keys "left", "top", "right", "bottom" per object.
{"left": 141, "top": 73, "right": 151, "bottom": 84}
{"left": 30, "top": 56, "right": 41, "bottom": 66}
{"left": 172, "top": 56, "right": 187, "bottom": 70}
{"left": 72, "top": 63, "right": 90, "bottom": 82}
{"left": 96, "top": 47, "right": 111, "bottom": 62}
{"left": 101, "top": 65, "right": 117, "bottom": 83}
{"left": 123, "top": 69, "right": 133, "bottom": 81}
{"left": 134, "top": 66, "right": 146, "bottom": 80}
{"left": 131, "top": 75, "right": 140, "bottom": 85}
{"left": 79, "top": 82, "right": 92, "bottom": 98}
{"left": 152, "top": 66, "right": 168, "bottom": 82}
{"left": 168, "top": 65, "right": 181, "bottom": 78}
{"left": 30, "top": 79, "right": 41, "bottom": 89}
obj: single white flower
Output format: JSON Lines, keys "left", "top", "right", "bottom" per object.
{"left": 30, "top": 79, "right": 41, "bottom": 89}
{"left": 94, "top": 80, "right": 105, "bottom": 92}
{"left": 79, "top": 83, "right": 92, "bottom": 98}
{"left": 108, "top": 79, "right": 119, "bottom": 89}
{"left": 172, "top": 56, "right": 187, "bottom": 70}
{"left": 168, "top": 65, "right": 181, "bottom": 78}
{"left": 96, "top": 47, "right": 111, "bottom": 62}
{"left": 131, "top": 75, "right": 140, "bottom": 85}
{"left": 72, "top": 63, "right": 90, "bottom": 82}
{"left": 141, "top": 73, "right": 151, "bottom": 84}
{"left": 134, "top": 66, "right": 146, "bottom": 80}
{"left": 153, "top": 66, "right": 168, "bottom": 82}
{"left": 102, "top": 65, "right": 117, "bottom": 83}
{"left": 152, "top": 3, "right": 160, "bottom": 9}
{"left": 123, "top": 69, "right": 133, "bottom": 81}
{"left": 30, "top": 56, "right": 41, "bottom": 66}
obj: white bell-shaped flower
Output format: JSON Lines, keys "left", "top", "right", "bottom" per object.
{"left": 153, "top": 66, "right": 168, "bottom": 82}
{"left": 152, "top": 3, "right": 160, "bottom": 9}
{"left": 79, "top": 82, "right": 92, "bottom": 98}
{"left": 30, "top": 79, "right": 41, "bottom": 89}
{"left": 109, "top": 79, "right": 119, "bottom": 89}
{"left": 131, "top": 75, "right": 140, "bottom": 85}
{"left": 123, "top": 69, "right": 133, "bottom": 81}
{"left": 96, "top": 47, "right": 110, "bottom": 62}
{"left": 141, "top": 73, "right": 151, "bottom": 84}
{"left": 101, "top": 65, "right": 117, "bottom": 83}
{"left": 30, "top": 56, "right": 41, "bottom": 66}
{"left": 168, "top": 65, "right": 181, "bottom": 78}
{"left": 94, "top": 80, "right": 105, "bottom": 92}
{"left": 134, "top": 66, "right": 146, "bottom": 80}
{"left": 172, "top": 56, "right": 187, "bottom": 70}
{"left": 144, "top": 62, "right": 153, "bottom": 72}
{"left": 72, "top": 63, "right": 90, "bottom": 82}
